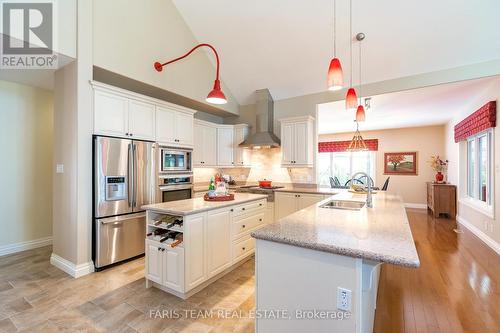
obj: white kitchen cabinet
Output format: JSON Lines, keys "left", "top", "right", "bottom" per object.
{"left": 184, "top": 213, "right": 206, "bottom": 290}
{"left": 234, "top": 125, "right": 251, "bottom": 167}
{"left": 162, "top": 247, "right": 184, "bottom": 292}
{"left": 217, "top": 127, "right": 234, "bottom": 166}
{"left": 265, "top": 202, "right": 275, "bottom": 224}
{"left": 93, "top": 90, "right": 129, "bottom": 137}
{"left": 156, "top": 106, "right": 194, "bottom": 147}
{"left": 280, "top": 116, "right": 314, "bottom": 167}
{"left": 128, "top": 99, "right": 156, "bottom": 140}
{"left": 206, "top": 209, "right": 232, "bottom": 277}
{"left": 145, "top": 240, "right": 185, "bottom": 293}
{"left": 194, "top": 121, "right": 217, "bottom": 167}
{"left": 146, "top": 241, "right": 162, "bottom": 284}
{"left": 275, "top": 192, "right": 325, "bottom": 220}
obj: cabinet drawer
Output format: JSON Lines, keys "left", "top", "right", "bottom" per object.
{"left": 232, "top": 212, "right": 265, "bottom": 239}
{"left": 232, "top": 199, "right": 266, "bottom": 217}
{"left": 232, "top": 236, "right": 255, "bottom": 263}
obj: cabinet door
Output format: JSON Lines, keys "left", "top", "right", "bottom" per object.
{"left": 203, "top": 126, "right": 217, "bottom": 167}
{"left": 193, "top": 123, "right": 205, "bottom": 166}
{"left": 281, "top": 123, "right": 295, "bottom": 165}
{"left": 294, "top": 122, "right": 309, "bottom": 165}
{"left": 146, "top": 241, "right": 162, "bottom": 284}
{"left": 162, "top": 247, "right": 185, "bottom": 292}
{"left": 156, "top": 106, "right": 176, "bottom": 145}
{"left": 176, "top": 113, "right": 194, "bottom": 147}
{"left": 185, "top": 214, "right": 206, "bottom": 290}
{"left": 265, "top": 203, "right": 275, "bottom": 224}
{"left": 297, "top": 193, "right": 324, "bottom": 210}
{"left": 234, "top": 127, "right": 251, "bottom": 167}
{"left": 217, "top": 128, "right": 234, "bottom": 166}
{"left": 275, "top": 193, "right": 298, "bottom": 220}
{"left": 94, "top": 90, "right": 129, "bottom": 137}
{"left": 128, "top": 100, "right": 155, "bottom": 140}
{"left": 206, "top": 209, "right": 232, "bottom": 277}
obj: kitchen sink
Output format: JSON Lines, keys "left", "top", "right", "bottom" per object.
{"left": 319, "top": 200, "right": 366, "bottom": 211}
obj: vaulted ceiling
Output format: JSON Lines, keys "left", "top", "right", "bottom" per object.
{"left": 173, "top": 0, "right": 500, "bottom": 105}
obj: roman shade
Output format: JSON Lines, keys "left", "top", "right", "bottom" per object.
{"left": 319, "top": 139, "right": 378, "bottom": 152}
{"left": 454, "top": 101, "right": 496, "bottom": 142}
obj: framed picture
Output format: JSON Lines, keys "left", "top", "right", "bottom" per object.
{"left": 384, "top": 152, "right": 418, "bottom": 175}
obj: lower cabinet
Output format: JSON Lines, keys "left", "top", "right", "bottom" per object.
{"left": 145, "top": 240, "right": 185, "bottom": 293}
{"left": 207, "top": 209, "right": 232, "bottom": 278}
{"left": 184, "top": 213, "right": 207, "bottom": 290}
{"left": 275, "top": 192, "right": 327, "bottom": 220}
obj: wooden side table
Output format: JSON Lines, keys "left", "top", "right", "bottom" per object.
{"left": 427, "top": 182, "right": 457, "bottom": 219}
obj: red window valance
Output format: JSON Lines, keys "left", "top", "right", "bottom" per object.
{"left": 318, "top": 139, "right": 378, "bottom": 152}
{"left": 454, "top": 101, "right": 496, "bottom": 142}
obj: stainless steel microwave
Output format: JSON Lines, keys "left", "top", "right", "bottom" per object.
{"left": 158, "top": 146, "right": 192, "bottom": 173}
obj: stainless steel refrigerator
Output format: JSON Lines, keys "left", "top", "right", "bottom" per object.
{"left": 93, "top": 136, "right": 155, "bottom": 269}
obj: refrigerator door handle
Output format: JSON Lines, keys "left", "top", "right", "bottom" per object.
{"left": 132, "top": 143, "right": 137, "bottom": 208}
{"left": 127, "top": 143, "right": 133, "bottom": 207}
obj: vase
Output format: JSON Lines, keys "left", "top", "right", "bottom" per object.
{"left": 435, "top": 171, "right": 444, "bottom": 183}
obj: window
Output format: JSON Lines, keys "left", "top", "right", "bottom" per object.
{"left": 466, "top": 129, "right": 493, "bottom": 207}
{"left": 318, "top": 151, "right": 376, "bottom": 187}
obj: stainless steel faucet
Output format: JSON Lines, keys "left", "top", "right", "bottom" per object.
{"left": 350, "top": 172, "right": 373, "bottom": 208}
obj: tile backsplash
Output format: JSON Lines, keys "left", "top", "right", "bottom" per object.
{"left": 193, "top": 148, "right": 314, "bottom": 184}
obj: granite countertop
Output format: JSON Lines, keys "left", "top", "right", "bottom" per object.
{"left": 251, "top": 190, "right": 420, "bottom": 268}
{"left": 142, "top": 193, "right": 268, "bottom": 216}
{"left": 274, "top": 186, "right": 340, "bottom": 195}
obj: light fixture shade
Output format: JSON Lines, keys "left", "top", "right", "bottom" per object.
{"left": 206, "top": 79, "right": 227, "bottom": 105}
{"left": 327, "top": 58, "right": 343, "bottom": 91}
{"left": 346, "top": 88, "right": 358, "bottom": 110}
{"left": 356, "top": 105, "right": 366, "bottom": 122}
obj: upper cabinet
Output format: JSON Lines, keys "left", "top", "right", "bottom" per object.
{"left": 92, "top": 82, "right": 195, "bottom": 145}
{"left": 280, "top": 116, "right": 314, "bottom": 167}
{"left": 194, "top": 121, "right": 251, "bottom": 168}
{"left": 156, "top": 106, "right": 194, "bottom": 148}
{"left": 194, "top": 120, "right": 217, "bottom": 167}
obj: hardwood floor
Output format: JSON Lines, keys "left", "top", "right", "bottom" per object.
{"left": 0, "top": 209, "right": 498, "bottom": 332}
{"left": 374, "top": 209, "right": 500, "bottom": 333}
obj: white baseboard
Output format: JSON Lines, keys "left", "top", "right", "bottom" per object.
{"left": 457, "top": 215, "right": 500, "bottom": 255}
{"left": 50, "top": 253, "right": 94, "bottom": 278}
{"left": 0, "top": 236, "right": 52, "bottom": 257}
{"left": 404, "top": 203, "right": 427, "bottom": 209}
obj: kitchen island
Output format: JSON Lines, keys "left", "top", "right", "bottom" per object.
{"left": 251, "top": 190, "right": 419, "bottom": 333}
{"left": 142, "top": 193, "right": 268, "bottom": 299}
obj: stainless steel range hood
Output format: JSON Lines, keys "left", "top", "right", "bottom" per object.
{"left": 239, "top": 89, "right": 281, "bottom": 148}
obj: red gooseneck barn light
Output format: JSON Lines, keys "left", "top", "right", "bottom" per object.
{"left": 154, "top": 43, "right": 227, "bottom": 105}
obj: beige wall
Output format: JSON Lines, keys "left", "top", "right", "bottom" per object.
{"left": 320, "top": 125, "right": 446, "bottom": 205}
{"left": 445, "top": 76, "right": 500, "bottom": 246}
{"left": 0, "top": 80, "right": 53, "bottom": 248}
{"left": 93, "top": 0, "right": 239, "bottom": 115}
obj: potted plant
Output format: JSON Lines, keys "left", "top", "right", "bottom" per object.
{"left": 428, "top": 155, "right": 448, "bottom": 183}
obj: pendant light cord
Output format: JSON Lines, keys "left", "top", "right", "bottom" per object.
{"left": 349, "top": 0, "right": 353, "bottom": 87}
{"left": 333, "top": 0, "right": 336, "bottom": 57}
{"left": 359, "top": 35, "right": 362, "bottom": 103}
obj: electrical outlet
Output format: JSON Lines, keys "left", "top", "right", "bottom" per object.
{"left": 337, "top": 287, "right": 352, "bottom": 312}
{"left": 56, "top": 164, "right": 64, "bottom": 174}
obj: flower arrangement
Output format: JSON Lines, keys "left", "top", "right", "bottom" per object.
{"left": 428, "top": 155, "right": 448, "bottom": 172}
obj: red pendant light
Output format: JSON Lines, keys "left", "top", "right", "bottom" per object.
{"left": 154, "top": 43, "right": 227, "bottom": 105}
{"left": 327, "top": 0, "right": 343, "bottom": 91}
{"left": 345, "top": 0, "right": 357, "bottom": 110}
{"left": 346, "top": 88, "right": 358, "bottom": 110}
{"left": 356, "top": 105, "right": 366, "bottom": 122}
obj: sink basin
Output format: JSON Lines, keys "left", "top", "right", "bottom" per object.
{"left": 319, "top": 200, "right": 366, "bottom": 211}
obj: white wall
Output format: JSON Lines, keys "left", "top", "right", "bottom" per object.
{"left": 0, "top": 80, "right": 53, "bottom": 248}
{"left": 320, "top": 125, "right": 446, "bottom": 205}
{"left": 93, "top": 0, "right": 239, "bottom": 115}
{"left": 445, "top": 76, "right": 500, "bottom": 247}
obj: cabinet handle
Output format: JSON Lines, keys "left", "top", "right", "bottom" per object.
{"left": 242, "top": 247, "right": 246, "bottom": 251}
{"left": 259, "top": 218, "right": 262, "bottom": 222}
{"left": 242, "top": 207, "right": 245, "bottom": 211}
{"left": 162, "top": 248, "right": 165, "bottom": 252}
{"left": 242, "top": 224, "right": 246, "bottom": 228}
{"left": 259, "top": 203, "right": 262, "bottom": 206}
{"left": 157, "top": 247, "right": 161, "bottom": 251}
{"left": 230, "top": 209, "right": 234, "bottom": 212}
{"left": 125, "top": 133, "right": 129, "bottom": 136}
